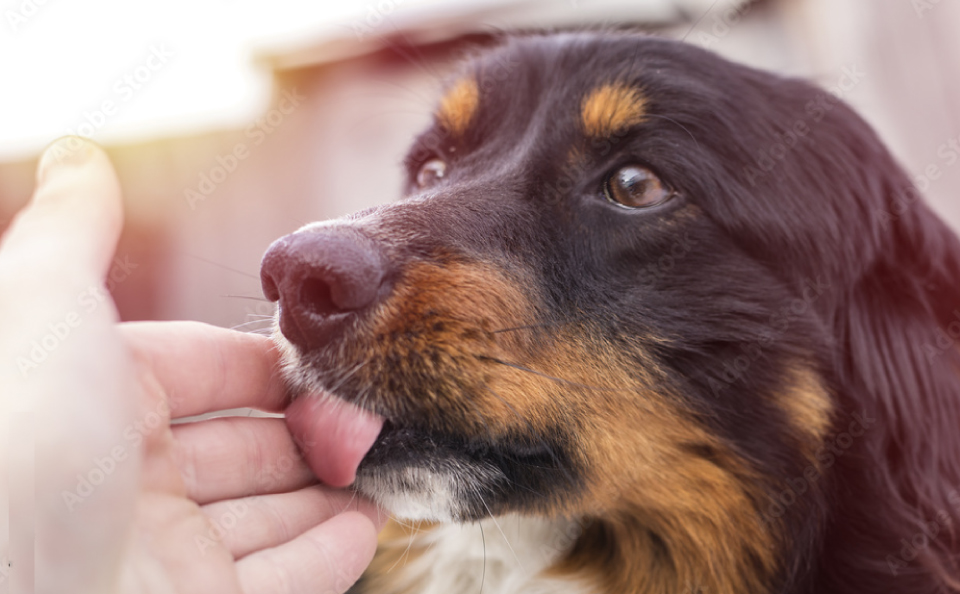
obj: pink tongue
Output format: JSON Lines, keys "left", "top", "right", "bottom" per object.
{"left": 285, "top": 394, "right": 384, "bottom": 488}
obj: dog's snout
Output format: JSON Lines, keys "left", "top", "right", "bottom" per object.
{"left": 260, "top": 227, "right": 387, "bottom": 350}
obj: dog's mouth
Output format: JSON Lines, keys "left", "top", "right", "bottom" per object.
{"left": 285, "top": 385, "right": 564, "bottom": 474}
{"left": 284, "top": 393, "right": 384, "bottom": 488}
{"left": 283, "top": 371, "right": 578, "bottom": 521}
{"left": 359, "top": 418, "right": 562, "bottom": 470}
{"left": 263, "top": 223, "right": 586, "bottom": 519}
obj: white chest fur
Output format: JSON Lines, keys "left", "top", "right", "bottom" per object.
{"left": 381, "top": 515, "right": 595, "bottom": 594}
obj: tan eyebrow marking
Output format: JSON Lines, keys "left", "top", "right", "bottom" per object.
{"left": 581, "top": 83, "right": 647, "bottom": 137}
{"left": 437, "top": 78, "right": 480, "bottom": 136}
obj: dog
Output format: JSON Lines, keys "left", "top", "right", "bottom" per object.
{"left": 260, "top": 31, "right": 960, "bottom": 594}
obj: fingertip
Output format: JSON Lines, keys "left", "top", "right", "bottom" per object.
{"left": 332, "top": 509, "right": 380, "bottom": 554}
{"left": 1, "top": 136, "right": 123, "bottom": 286}
{"left": 329, "top": 510, "right": 381, "bottom": 586}
{"left": 237, "top": 507, "right": 381, "bottom": 594}
{"left": 36, "top": 136, "right": 102, "bottom": 187}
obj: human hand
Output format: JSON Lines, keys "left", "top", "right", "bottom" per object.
{"left": 0, "top": 137, "right": 383, "bottom": 594}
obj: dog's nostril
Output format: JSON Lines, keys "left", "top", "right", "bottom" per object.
{"left": 299, "top": 277, "right": 340, "bottom": 317}
{"left": 260, "top": 227, "right": 389, "bottom": 351}
{"left": 262, "top": 273, "right": 280, "bottom": 303}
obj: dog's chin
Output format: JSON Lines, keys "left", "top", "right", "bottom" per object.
{"left": 354, "top": 463, "right": 504, "bottom": 523}
{"left": 284, "top": 351, "right": 579, "bottom": 522}
{"left": 353, "top": 422, "right": 508, "bottom": 523}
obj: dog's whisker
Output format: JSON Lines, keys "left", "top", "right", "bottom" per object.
{"left": 489, "top": 322, "right": 561, "bottom": 334}
{"left": 478, "top": 520, "right": 487, "bottom": 594}
{"left": 476, "top": 355, "right": 619, "bottom": 392}
{"left": 474, "top": 488, "right": 526, "bottom": 575}
{"left": 339, "top": 488, "right": 361, "bottom": 515}
{"left": 377, "top": 31, "right": 446, "bottom": 83}
{"left": 229, "top": 319, "right": 275, "bottom": 331}
{"left": 459, "top": 393, "right": 557, "bottom": 497}
{"left": 480, "top": 385, "right": 578, "bottom": 491}
{"left": 184, "top": 252, "right": 261, "bottom": 280}
{"left": 384, "top": 517, "right": 421, "bottom": 573}
{"left": 643, "top": 113, "right": 702, "bottom": 152}
{"left": 368, "top": 77, "right": 441, "bottom": 111}
{"left": 220, "top": 294, "right": 272, "bottom": 302}
{"left": 326, "top": 361, "right": 368, "bottom": 396}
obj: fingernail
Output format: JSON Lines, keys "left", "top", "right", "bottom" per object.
{"left": 36, "top": 136, "right": 99, "bottom": 186}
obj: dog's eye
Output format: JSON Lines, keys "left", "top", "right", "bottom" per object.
{"left": 415, "top": 158, "right": 447, "bottom": 189}
{"left": 604, "top": 165, "right": 672, "bottom": 209}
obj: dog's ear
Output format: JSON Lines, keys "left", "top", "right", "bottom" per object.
{"left": 832, "top": 149, "right": 960, "bottom": 587}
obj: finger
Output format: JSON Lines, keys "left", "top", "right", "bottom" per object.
{"left": 202, "top": 485, "right": 385, "bottom": 559}
{"left": 120, "top": 321, "right": 288, "bottom": 416}
{"left": 0, "top": 136, "right": 122, "bottom": 292}
{"left": 173, "top": 416, "right": 315, "bottom": 504}
{"left": 0, "top": 137, "right": 126, "bottom": 388}
{"left": 1, "top": 138, "right": 139, "bottom": 593}
{"left": 236, "top": 511, "right": 378, "bottom": 594}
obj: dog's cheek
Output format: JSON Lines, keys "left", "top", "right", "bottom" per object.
{"left": 520, "top": 337, "right": 785, "bottom": 592}
{"left": 357, "top": 260, "right": 556, "bottom": 432}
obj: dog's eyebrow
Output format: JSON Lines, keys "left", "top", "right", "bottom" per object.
{"left": 581, "top": 83, "right": 647, "bottom": 138}
{"left": 436, "top": 77, "right": 479, "bottom": 136}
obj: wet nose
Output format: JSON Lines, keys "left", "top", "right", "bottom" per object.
{"left": 260, "top": 227, "right": 387, "bottom": 350}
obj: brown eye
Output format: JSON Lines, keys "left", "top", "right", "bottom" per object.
{"left": 604, "top": 165, "right": 672, "bottom": 209}
{"left": 416, "top": 158, "right": 447, "bottom": 188}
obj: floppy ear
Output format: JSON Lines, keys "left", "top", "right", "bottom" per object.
{"left": 828, "top": 151, "right": 960, "bottom": 588}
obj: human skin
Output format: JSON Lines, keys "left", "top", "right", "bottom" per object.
{"left": 0, "top": 137, "right": 383, "bottom": 594}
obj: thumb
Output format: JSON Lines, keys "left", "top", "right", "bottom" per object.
{"left": 0, "top": 136, "right": 123, "bottom": 289}
{"left": 0, "top": 136, "right": 138, "bottom": 594}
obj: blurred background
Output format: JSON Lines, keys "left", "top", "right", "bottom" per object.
{"left": 1, "top": 0, "right": 958, "bottom": 330}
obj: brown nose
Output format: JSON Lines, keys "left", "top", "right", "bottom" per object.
{"left": 260, "top": 227, "right": 387, "bottom": 351}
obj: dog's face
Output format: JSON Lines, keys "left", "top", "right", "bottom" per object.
{"left": 262, "top": 32, "right": 960, "bottom": 592}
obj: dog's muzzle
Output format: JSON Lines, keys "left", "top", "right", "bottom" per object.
{"left": 260, "top": 226, "right": 388, "bottom": 352}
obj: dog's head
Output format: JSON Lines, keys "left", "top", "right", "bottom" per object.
{"left": 262, "top": 32, "right": 960, "bottom": 593}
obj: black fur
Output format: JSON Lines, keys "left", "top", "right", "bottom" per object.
{"left": 270, "top": 31, "right": 960, "bottom": 593}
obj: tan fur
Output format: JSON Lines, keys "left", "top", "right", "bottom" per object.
{"left": 778, "top": 367, "right": 833, "bottom": 462}
{"left": 362, "top": 520, "right": 436, "bottom": 594}
{"left": 350, "top": 258, "right": 788, "bottom": 592}
{"left": 581, "top": 83, "right": 647, "bottom": 138}
{"left": 535, "top": 338, "right": 780, "bottom": 593}
{"left": 437, "top": 78, "right": 480, "bottom": 136}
